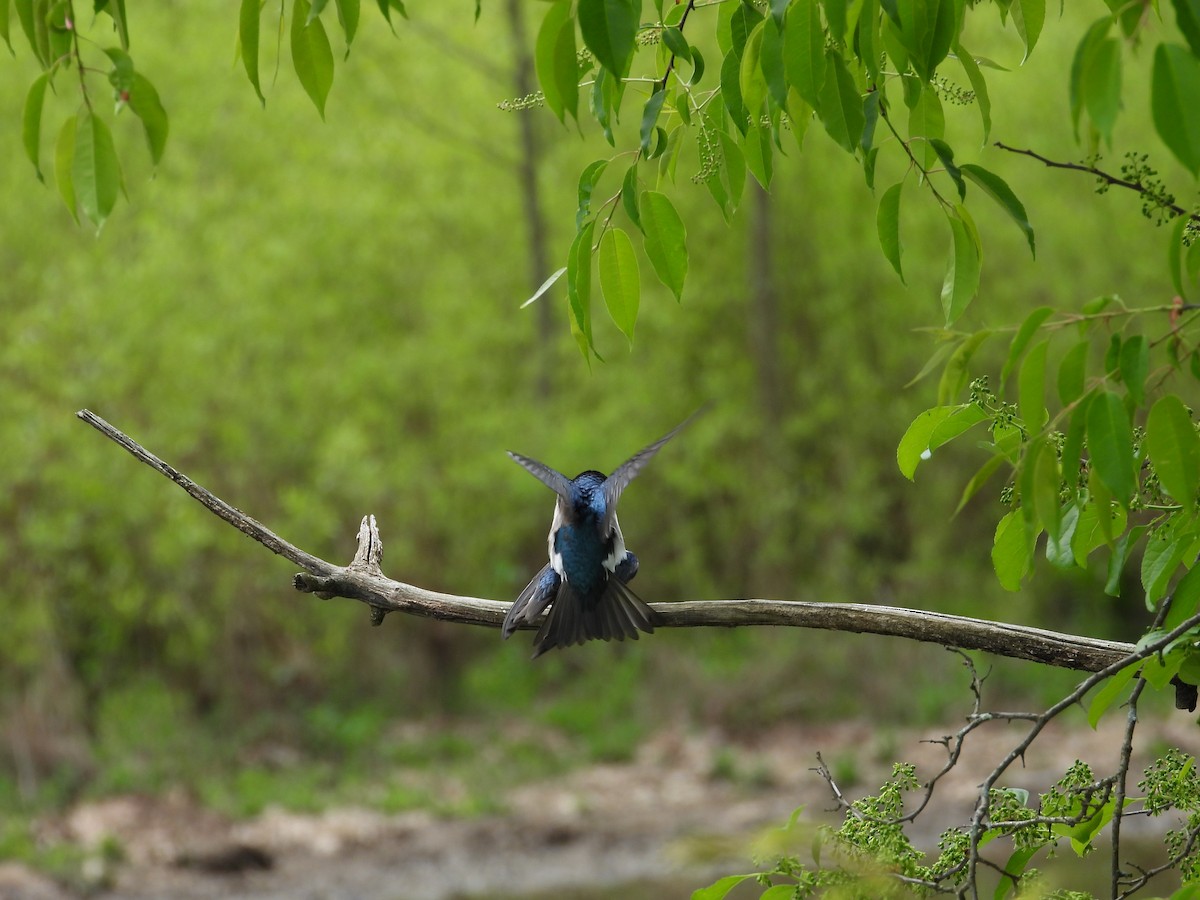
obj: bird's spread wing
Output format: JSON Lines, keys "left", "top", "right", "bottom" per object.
{"left": 502, "top": 563, "right": 560, "bottom": 638}
{"left": 507, "top": 451, "right": 572, "bottom": 499}
{"left": 602, "top": 410, "right": 701, "bottom": 531}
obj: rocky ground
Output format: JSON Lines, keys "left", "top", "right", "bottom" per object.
{"left": 0, "top": 714, "right": 1193, "bottom": 900}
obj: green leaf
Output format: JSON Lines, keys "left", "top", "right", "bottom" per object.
{"left": 98, "top": 0, "right": 129, "bottom": 50}
{"left": 640, "top": 190, "right": 687, "bottom": 300}
{"left": 953, "top": 42, "right": 991, "bottom": 143}
{"left": 1087, "top": 660, "right": 1138, "bottom": 728}
{"left": 308, "top": 0, "right": 330, "bottom": 23}
{"left": 1118, "top": 335, "right": 1148, "bottom": 406}
{"left": 567, "top": 221, "right": 597, "bottom": 358}
{"left": 859, "top": 0, "right": 882, "bottom": 85}
{"left": 1147, "top": 395, "right": 1200, "bottom": 505}
{"left": 71, "top": 110, "right": 121, "bottom": 231}
{"left": 1046, "top": 501, "right": 1080, "bottom": 568}
{"left": 240, "top": 0, "right": 266, "bottom": 105}
{"left": 784, "top": 0, "right": 826, "bottom": 107}
{"left": 1011, "top": 0, "right": 1044, "bottom": 61}
{"left": 621, "top": 164, "right": 641, "bottom": 230}
{"left": 1083, "top": 37, "right": 1122, "bottom": 145}
{"left": 536, "top": 0, "right": 579, "bottom": 123}
{"left": 691, "top": 874, "right": 755, "bottom": 900}
{"left": 937, "top": 329, "right": 991, "bottom": 405}
{"left": 22, "top": 72, "right": 48, "bottom": 182}
{"left": 54, "top": 113, "right": 78, "bottom": 224}
{"left": 1057, "top": 340, "right": 1089, "bottom": 405}
{"left": 738, "top": 20, "right": 767, "bottom": 116}
{"left": 907, "top": 81, "right": 944, "bottom": 167}
{"left": 941, "top": 205, "right": 982, "bottom": 326}
{"left": 640, "top": 89, "right": 667, "bottom": 156}
{"left": 954, "top": 452, "right": 1007, "bottom": 515}
{"left": 877, "top": 180, "right": 906, "bottom": 282}
{"left": 578, "top": 0, "right": 638, "bottom": 77}
{"left": 1032, "top": 439, "right": 1062, "bottom": 538}
{"left": 960, "top": 164, "right": 1035, "bottom": 258}
{"left": 817, "top": 50, "right": 865, "bottom": 155}
{"left": 929, "top": 402, "right": 988, "bottom": 452}
{"left": 759, "top": 16, "right": 787, "bottom": 107}
{"left": 720, "top": 47, "right": 749, "bottom": 134}
{"left": 598, "top": 227, "right": 640, "bottom": 343}
{"left": 742, "top": 124, "right": 773, "bottom": 189}
{"left": 993, "top": 510, "right": 1033, "bottom": 591}
{"left": 292, "top": 0, "right": 335, "bottom": 119}
{"left": 1165, "top": 562, "right": 1200, "bottom": 631}
{"left": 334, "top": 0, "right": 360, "bottom": 49}
{"left": 0, "top": 0, "right": 11, "bottom": 53}
{"left": 1152, "top": 42, "right": 1200, "bottom": 175}
{"left": 1000, "top": 306, "right": 1053, "bottom": 390}
{"left": 895, "top": 0, "right": 957, "bottom": 82}
{"left": 897, "top": 406, "right": 956, "bottom": 479}
{"left": 576, "top": 159, "right": 609, "bottom": 230}
{"left": 1105, "top": 524, "right": 1145, "bottom": 596}
{"left": 662, "top": 25, "right": 690, "bottom": 62}
{"left": 1069, "top": 18, "right": 1112, "bottom": 138}
{"left": 1061, "top": 390, "right": 1093, "bottom": 494}
{"left": 1143, "top": 526, "right": 1189, "bottom": 609}
{"left": 127, "top": 73, "right": 169, "bottom": 166}
{"left": 1018, "top": 338, "right": 1048, "bottom": 431}
{"left": 1087, "top": 391, "right": 1136, "bottom": 506}
{"left": 1173, "top": 0, "right": 1200, "bottom": 57}
{"left": 929, "top": 139, "right": 964, "bottom": 200}
{"left": 1071, "top": 491, "right": 1127, "bottom": 565}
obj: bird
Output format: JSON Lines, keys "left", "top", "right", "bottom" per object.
{"left": 502, "top": 414, "right": 696, "bottom": 658}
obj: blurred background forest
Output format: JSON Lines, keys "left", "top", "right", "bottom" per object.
{"left": 0, "top": 0, "right": 1190, "bottom": 883}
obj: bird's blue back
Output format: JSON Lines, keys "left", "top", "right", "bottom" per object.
{"left": 553, "top": 471, "right": 615, "bottom": 599}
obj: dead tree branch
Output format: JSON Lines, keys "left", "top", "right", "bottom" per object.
{"left": 77, "top": 409, "right": 1137, "bottom": 671}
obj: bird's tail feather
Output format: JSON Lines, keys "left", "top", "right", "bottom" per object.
{"left": 502, "top": 564, "right": 559, "bottom": 638}
{"left": 531, "top": 577, "right": 660, "bottom": 658}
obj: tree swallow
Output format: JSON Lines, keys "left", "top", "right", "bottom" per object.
{"left": 503, "top": 414, "right": 695, "bottom": 658}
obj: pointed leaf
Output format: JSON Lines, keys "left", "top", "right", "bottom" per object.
{"left": 954, "top": 42, "right": 991, "bottom": 143}
{"left": 941, "top": 205, "right": 982, "bottom": 325}
{"left": 599, "top": 227, "right": 640, "bottom": 343}
{"left": 1164, "top": 561, "right": 1200, "bottom": 631}
{"left": 335, "top": 0, "right": 360, "bottom": 48}
{"left": 1018, "top": 338, "right": 1048, "bottom": 430}
{"left": 1001, "top": 305, "right": 1053, "bottom": 390}
{"left": 128, "top": 73, "right": 169, "bottom": 165}
{"left": 22, "top": 72, "right": 48, "bottom": 181}
{"left": 567, "top": 221, "right": 597, "bottom": 357}
{"left": 1172, "top": 0, "right": 1200, "bottom": 57}
{"left": 71, "top": 110, "right": 121, "bottom": 230}
{"left": 1146, "top": 395, "right": 1200, "bottom": 504}
{"left": 240, "top": 0, "right": 265, "bottom": 105}
{"left": 1012, "top": 0, "right": 1044, "bottom": 61}
{"left": 576, "top": 159, "right": 609, "bottom": 230}
{"left": 1152, "top": 42, "right": 1200, "bottom": 175}
{"left": 877, "top": 180, "right": 905, "bottom": 282}
{"left": 621, "top": 163, "right": 641, "bottom": 230}
{"left": 578, "top": 0, "right": 637, "bottom": 77}
{"left": 1118, "top": 334, "right": 1148, "bottom": 406}
{"left": 535, "top": 0, "right": 578, "bottom": 123}
{"left": 993, "top": 509, "right": 1033, "bottom": 591}
{"left": 897, "top": 405, "right": 956, "bottom": 479}
{"left": 784, "top": 0, "right": 826, "bottom": 107}
{"left": 960, "top": 164, "right": 1035, "bottom": 257}
{"left": 817, "top": 49, "right": 865, "bottom": 154}
{"left": 1087, "top": 390, "right": 1136, "bottom": 506}
{"left": 54, "top": 113, "right": 78, "bottom": 224}
{"left": 640, "top": 190, "right": 687, "bottom": 300}
{"left": 1057, "top": 339, "right": 1089, "bottom": 405}
{"left": 292, "top": 0, "right": 335, "bottom": 119}
{"left": 640, "top": 88, "right": 667, "bottom": 156}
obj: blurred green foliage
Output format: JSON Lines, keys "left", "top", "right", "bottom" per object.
{"left": 0, "top": 0, "right": 1186, "bottom": 825}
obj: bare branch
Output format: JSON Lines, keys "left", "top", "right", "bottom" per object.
{"left": 78, "top": 409, "right": 1137, "bottom": 672}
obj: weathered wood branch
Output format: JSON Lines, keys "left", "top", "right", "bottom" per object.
{"left": 78, "top": 409, "right": 1137, "bottom": 672}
